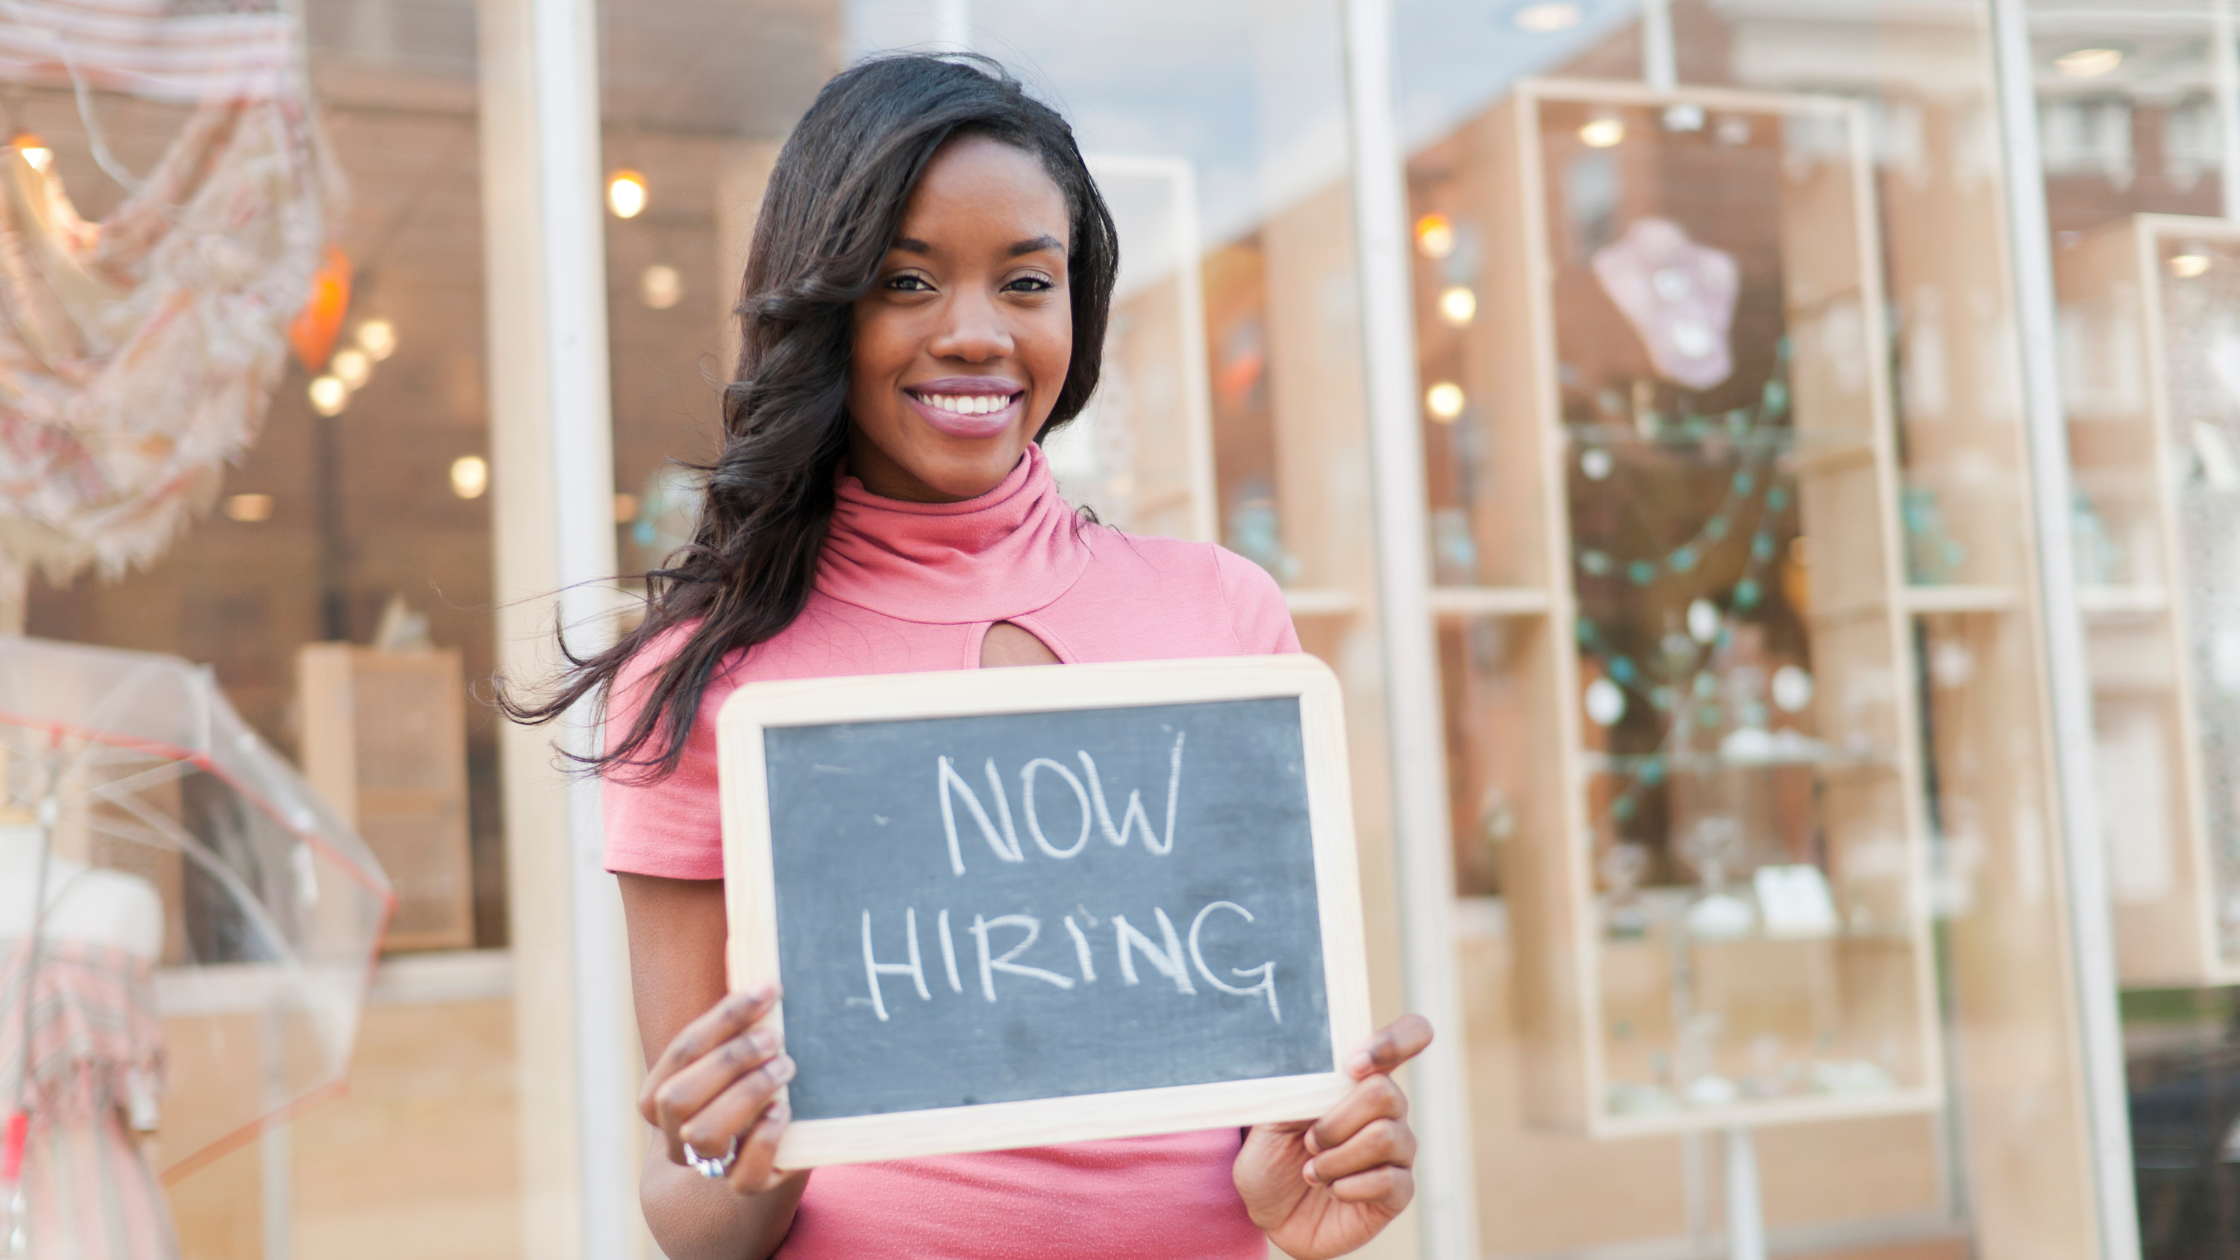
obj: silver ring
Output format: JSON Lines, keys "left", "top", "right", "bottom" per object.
{"left": 685, "top": 1135, "right": 741, "bottom": 1179}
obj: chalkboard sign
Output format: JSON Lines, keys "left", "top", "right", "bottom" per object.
{"left": 717, "top": 655, "right": 1370, "bottom": 1168}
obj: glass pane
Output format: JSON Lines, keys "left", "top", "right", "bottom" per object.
{"left": 2026, "top": 3, "right": 2240, "bottom": 1252}
{"left": 1403, "top": 2, "right": 2097, "bottom": 1256}
{"left": 7, "top": 0, "right": 517, "bottom": 1254}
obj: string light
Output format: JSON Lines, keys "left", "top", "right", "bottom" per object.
{"left": 2055, "top": 47, "right": 2122, "bottom": 79}
{"left": 1580, "top": 116, "right": 1626, "bottom": 148}
{"left": 222, "top": 493, "right": 274, "bottom": 523}
{"left": 11, "top": 133, "right": 51, "bottom": 172}
{"left": 640, "top": 264, "right": 682, "bottom": 310}
{"left": 330, "top": 348, "right": 371, "bottom": 390}
{"left": 1414, "top": 213, "right": 1456, "bottom": 259}
{"left": 356, "top": 319, "right": 397, "bottom": 360}
{"left": 1425, "top": 381, "right": 1466, "bottom": 421}
{"left": 1438, "top": 285, "right": 1478, "bottom": 326}
{"left": 607, "top": 169, "right": 649, "bottom": 219}
{"left": 2171, "top": 252, "right": 2213, "bottom": 280}
{"left": 450, "top": 455, "right": 489, "bottom": 500}
{"left": 308, "top": 375, "right": 348, "bottom": 416}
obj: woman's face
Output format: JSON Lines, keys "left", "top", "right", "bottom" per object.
{"left": 845, "top": 134, "right": 1074, "bottom": 503}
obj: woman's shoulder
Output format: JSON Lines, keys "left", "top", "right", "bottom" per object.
{"left": 1073, "top": 526, "right": 1298, "bottom": 656}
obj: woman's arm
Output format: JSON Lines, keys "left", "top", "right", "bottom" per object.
{"left": 621, "top": 873, "right": 807, "bottom": 1260}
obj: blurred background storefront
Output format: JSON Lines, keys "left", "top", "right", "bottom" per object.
{"left": 9, "top": 0, "right": 2240, "bottom": 1257}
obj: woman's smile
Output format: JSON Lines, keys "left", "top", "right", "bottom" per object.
{"left": 904, "top": 377, "right": 1028, "bottom": 439}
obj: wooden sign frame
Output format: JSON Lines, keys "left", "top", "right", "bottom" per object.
{"left": 716, "top": 654, "right": 1372, "bottom": 1168}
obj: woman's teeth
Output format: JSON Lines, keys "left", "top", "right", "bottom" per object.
{"left": 918, "top": 393, "right": 1013, "bottom": 416}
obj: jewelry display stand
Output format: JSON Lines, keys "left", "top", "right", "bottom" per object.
{"left": 2056, "top": 214, "right": 2240, "bottom": 987}
{"left": 1415, "top": 80, "right": 1942, "bottom": 1141}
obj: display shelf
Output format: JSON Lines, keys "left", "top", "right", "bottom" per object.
{"left": 1898, "top": 585, "right": 2019, "bottom": 616}
{"left": 2055, "top": 214, "right": 2240, "bottom": 986}
{"left": 1428, "top": 586, "right": 1552, "bottom": 617}
{"left": 2075, "top": 584, "right": 2172, "bottom": 620}
{"left": 1282, "top": 587, "right": 1363, "bottom": 618}
{"left": 1411, "top": 79, "right": 1941, "bottom": 1136}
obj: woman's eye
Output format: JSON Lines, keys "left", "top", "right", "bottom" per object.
{"left": 1005, "top": 275, "right": 1054, "bottom": 293}
{"left": 887, "top": 274, "right": 933, "bottom": 292}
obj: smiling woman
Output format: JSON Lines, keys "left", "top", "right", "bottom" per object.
{"left": 844, "top": 135, "right": 1075, "bottom": 502}
{"left": 503, "top": 52, "right": 1429, "bottom": 1260}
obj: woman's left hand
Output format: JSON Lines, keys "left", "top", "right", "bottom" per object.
{"left": 1233, "top": 1014, "right": 1432, "bottom": 1260}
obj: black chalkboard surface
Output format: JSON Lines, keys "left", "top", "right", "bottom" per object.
{"left": 717, "top": 655, "right": 1369, "bottom": 1168}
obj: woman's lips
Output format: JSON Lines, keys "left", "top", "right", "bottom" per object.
{"left": 904, "top": 384, "right": 1024, "bottom": 440}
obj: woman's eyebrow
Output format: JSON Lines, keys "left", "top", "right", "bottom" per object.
{"left": 1009, "top": 234, "right": 1065, "bottom": 257}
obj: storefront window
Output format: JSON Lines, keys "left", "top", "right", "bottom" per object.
{"left": 8, "top": 0, "right": 515, "bottom": 1255}
{"left": 1402, "top": 1, "right": 2098, "bottom": 1256}
{"left": 2024, "top": 3, "right": 2240, "bottom": 1254}
{"left": 0, "top": 1, "right": 2192, "bottom": 1256}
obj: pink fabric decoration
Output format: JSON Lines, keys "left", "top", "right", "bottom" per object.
{"left": 1591, "top": 216, "right": 1740, "bottom": 391}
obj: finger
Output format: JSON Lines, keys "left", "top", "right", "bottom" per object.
{"left": 1325, "top": 1164, "right": 1415, "bottom": 1210}
{"left": 1306, "top": 1072, "right": 1407, "bottom": 1155}
{"left": 726, "top": 1099, "right": 792, "bottom": 1194}
{"left": 1303, "top": 1118, "right": 1415, "bottom": 1186}
{"left": 641, "top": 986, "right": 781, "bottom": 1118}
{"left": 677, "top": 1055, "right": 797, "bottom": 1163}
{"left": 1343, "top": 1013, "right": 1433, "bottom": 1079}
{"left": 649, "top": 1031, "right": 785, "bottom": 1160}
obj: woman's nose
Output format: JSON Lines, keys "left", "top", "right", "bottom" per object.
{"left": 927, "top": 288, "right": 1013, "bottom": 362}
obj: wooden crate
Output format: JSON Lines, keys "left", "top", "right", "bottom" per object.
{"left": 1412, "top": 80, "right": 1941, "bottom": 1136}
{"left": 297, "top": 645, "right": 473, "bottom": 953}
{"left": 2055, "top": 214, "right": 2240, "bottom": 987}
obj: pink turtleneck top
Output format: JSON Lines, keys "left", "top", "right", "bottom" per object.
{"left": 602, "top": 444, "right": 1297, "bottom": 1260}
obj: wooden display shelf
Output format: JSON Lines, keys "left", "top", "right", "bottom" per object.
{"left": 2055, "top": 214, "right": 2240, "bottom": 987}
{"left": 298, "top": 645, "right": 474, "bottom": 953}
{"left": 1414, "top": 79, "right": 1941, "bottom": 1136}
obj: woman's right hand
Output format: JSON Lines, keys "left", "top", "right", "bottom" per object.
{"left": 640, "top": 983, "right": 798, "bottom": 1196}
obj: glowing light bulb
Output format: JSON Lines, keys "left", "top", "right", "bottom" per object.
{"left": 308, "top": 375, "right": 349, "bottom": 416}
{"left": 1437, "top": 285, "right": 1477, "bottom": 326}
{"left": 1511, "top": 1, "right": 1583, "bottom": 33}
{"left": 2170, "top": 252, "right": 2213, "bottom": 279}
{"left": 640, "top": 264, "right": 682, "bottom": 310}
{"left": 331, "top": 347, "right": 371, "bottom": 389}
{"left": 607, "top": 169, "right": 649, "bottom": 219}
{"left": 450, "top": 455, "right": 490, "bottom": 500}
{"left": 1579, "top": 116, "right": 1626, "bottom": 148}
{"left": 12, "top": 134, "right": 51, "bottom": 172}
{"left": 356, "top": 319, "right": 397, "bottom": 360}
{"left": 1425, "top": 381, "right": 1466, "bottom": 421}
{"left": 2055, "top": 47, "right": 2122, "bottom": 79}
{"left": 1414, "top": 213, "right": 1456, "bottom": 259}
{"left": 222, "top": 493, "right": 275, "bottom": 523}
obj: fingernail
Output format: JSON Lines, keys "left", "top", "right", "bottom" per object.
{"left": 772, "top": 1056, "right": 797, "bottom": 1082}
{"left": 1302, "top": 1161, "right": 1322, "bottom": 1185}
{"left": 1347, "top": 1051, "right": 1374, "bottom": 1075}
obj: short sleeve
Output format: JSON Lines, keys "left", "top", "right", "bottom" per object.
{"left": 1212, "top": 546, "right": 1302, "bottom": 656}
{"left": 600, "top": 633, "right": 728, "bottom": 881}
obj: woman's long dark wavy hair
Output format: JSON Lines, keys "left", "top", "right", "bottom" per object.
{"left": 500, "top": 54, "right": 1120, "bottom": 780}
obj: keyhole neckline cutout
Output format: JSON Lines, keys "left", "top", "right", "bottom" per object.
{"left": 980, "top": 621, "right": 1061, "bottom": 668}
